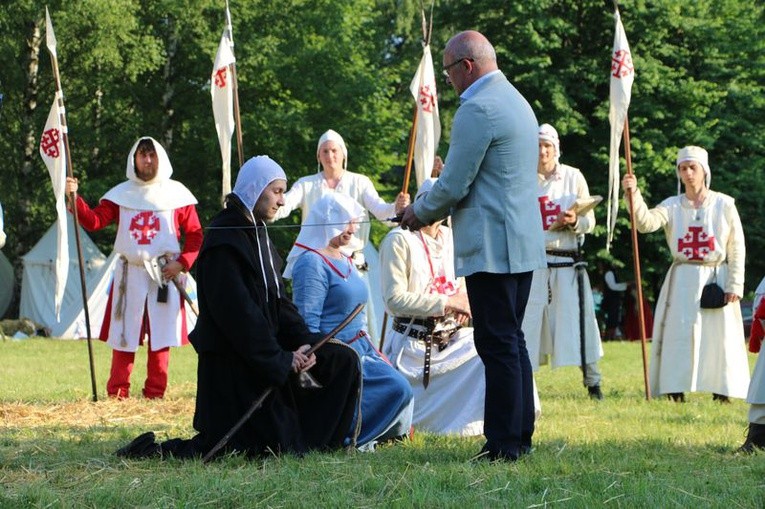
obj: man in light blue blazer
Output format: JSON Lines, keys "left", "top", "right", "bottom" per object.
{"left": 400, "top": 30, "right": 546, "bottom": 461}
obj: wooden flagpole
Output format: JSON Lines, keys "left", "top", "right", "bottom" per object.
{"left": 226, "top": 0, "right": 244, "bottom": 169}
{"left": 45, "top": 7, "right": 98, "bottom": 402}
{"left": 622, "top": 115, "right": 651, "bottom": 401}
{"left": 401, "top": 106, "right": 418, "bottom": 195}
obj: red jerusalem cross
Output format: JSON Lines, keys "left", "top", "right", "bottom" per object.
{"left": 538, "top": 196, "right": 561, "bottom": 231}
{"left": 677, "top": 226, "right": 715, "bottom": 261}
{"left": 214, "top": 67, "right": 228, "bottom": 88}
{"left": 611, "top": 49, "right": 634, "bottom": 79}
{"left": 418, "top": 85, "right": 436, "bottom": 113}
{"left": 40, "top": 128, "right": 61, "bottom": 158}
{"left": 129, "top": 211, "right": 160, "bottom": 245}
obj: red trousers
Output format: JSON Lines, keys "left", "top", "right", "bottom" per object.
{"left": 107, "top": 346, "right": 170, "bottom": 399}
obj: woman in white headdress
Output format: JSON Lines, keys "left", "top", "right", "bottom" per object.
{"left": 622, "top": 146, "right": 748, "bottom": 402}
{"left": 286, "top": 193, "right": 413, "bottom": 449}
{"left": 275, "top": 129, "right": 410, "bottom": 345}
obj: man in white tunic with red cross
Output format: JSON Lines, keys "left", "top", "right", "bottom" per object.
{"left": 622, "top": 145, "right": 748, "bottom": 403}
{"left": 521, "top": 124, "right": 604, "bottom": 400}
{"left": 66, "top": 137, "right": 202, "bottom": 399}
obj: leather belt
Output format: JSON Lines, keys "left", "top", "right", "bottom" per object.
{"left": 392, "top": 318, "right": 437, "bottom": 389}
{"left": 546, "top": 249, "right": 578, "bottom": 268}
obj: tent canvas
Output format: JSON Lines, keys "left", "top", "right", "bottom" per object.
{"left": 20, "top": 216, "right": 197, "bottom": 338}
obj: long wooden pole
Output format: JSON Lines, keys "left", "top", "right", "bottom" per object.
{"left": 45, "top": 9, "right": 98, "bottom": 402}
{"left": 225, "top": 2, "right": 244, "bottom": 169}
{"left": 401, "top": 106, "right": 419, "bottom": 195}
{"left": 622, "top": 115, "right": 651, "bottom": 401}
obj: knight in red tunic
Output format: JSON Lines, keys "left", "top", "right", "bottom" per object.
{"left": 65, "top": 137, "right": 202, "bottom": 399}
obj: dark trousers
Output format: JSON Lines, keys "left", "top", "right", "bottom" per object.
{"left": 466, "top": 271, "right": 534, "bottom": 459}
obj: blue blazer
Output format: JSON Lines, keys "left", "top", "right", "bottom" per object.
{"left": 414, "top": 72, "right": 546, "bottom": 277}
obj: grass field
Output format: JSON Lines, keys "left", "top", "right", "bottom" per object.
{"left": 2, "top": 338, "right": 764, "bottom": 508}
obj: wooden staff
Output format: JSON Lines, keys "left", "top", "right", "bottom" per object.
{"left": 622, "top": 115, "right": 651, "bottom": 401}
{"left": 45, "top": 8, "right": 98, "bottom": 402}
{"left": 202, "top": 304, "right": 365, "bottom": 463}
{"left": 225, "top": 0, "right": 244, "bottom": 169}
{"left": 401, "top": 106, "right": 418, "bottom": 195}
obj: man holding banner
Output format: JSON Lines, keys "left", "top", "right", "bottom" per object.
{"left": 65, "top": 137, "right": 202, "bottom": 399}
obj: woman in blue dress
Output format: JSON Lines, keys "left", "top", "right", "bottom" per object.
{"left": 285, "top": 193, "right": 413, "bottom": 449}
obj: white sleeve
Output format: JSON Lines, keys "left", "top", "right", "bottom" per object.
{"left": 359, "top": 176, "right": 396, "bottom": 220}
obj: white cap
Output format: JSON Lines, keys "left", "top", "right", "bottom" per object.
{"left": 233, "top": 156, "right": 287, "bottom": 222}
{"left": 538, "top": 123, "right": 560, "bottom": 159}
{"left": 317, "top": 129, "right": 348, "bottom": 169}
{"left": 676, "top": 145, "right": 711, "bottom": 190}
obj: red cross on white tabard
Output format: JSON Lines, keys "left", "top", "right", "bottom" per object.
{"left": 129, "top": 211, "right": 160, "bottom": 245}
{"left": 538, "top": 196, "right": 561, "bottom": 231}
{"left": 677, "top": 226, "right": 715, "bottom": 261}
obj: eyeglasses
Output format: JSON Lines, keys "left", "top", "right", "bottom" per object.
{"left": 442, "top": 58, "right": 474, "bottom": 81}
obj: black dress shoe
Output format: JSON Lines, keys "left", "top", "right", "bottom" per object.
{"left": 667, "top": 392, "right": 685, "bottom": 403}
{"left": 587, "top": 385, "right": 604, "bottom": 400}
{"left": 470, "top": 444, "right": 519, "bottom": 462}
{"left": 712, "top": 393, "right": 731, "bottom": 404}
{"left": 115, "top": 431, "right": 161, "bottom": 459}
{"left": 739, "top": 423, "right": 765, "bottom": 453}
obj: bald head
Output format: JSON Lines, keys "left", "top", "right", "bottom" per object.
{"left": 443, "top": 30, "right": 498, "bottom": 94}
{"left": 446, "top": 31, "right": 497, "bottom": 71}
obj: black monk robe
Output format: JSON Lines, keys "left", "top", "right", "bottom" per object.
{"left": 161, "top": 201, "right": 361, "bottom": 459}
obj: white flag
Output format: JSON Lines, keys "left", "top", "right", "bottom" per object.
{"left": 607, "top": 9, "right": 635, "bottom": 250}
{"left": 409, "top": 44, "right": 441, "bottom": 188}
{"left": 39, "top": 94, "right": 69, "bottom": 321}
{"left": 211, "top": 20, "right": 236, "bottom": 201}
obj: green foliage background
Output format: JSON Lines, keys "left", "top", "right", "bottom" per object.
{"left": 1, "top": 0, "right": 763, "bottom": 313}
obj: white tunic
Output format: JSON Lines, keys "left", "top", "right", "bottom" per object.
{"left": 629, "top": 189, "right": 749, "bottom": 398}
{"left": 523, "top": 165, "right": 603, "bottom": 370}
{"left": 107, "top": 207, "right": 186, "bottom": 352}
{"left": 380, "top": 226, "right": 485, "bottom": 436}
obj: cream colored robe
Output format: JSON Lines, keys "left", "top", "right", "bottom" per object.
{"left": 628, "top": 189, "right": 748, "bottom": 398}
{"left": 523, "top": 165, "right": 603, "bottom": 371}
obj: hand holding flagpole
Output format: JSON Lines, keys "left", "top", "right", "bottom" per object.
{"left": 42, "top": 7, "right": 98, "bottom": 402}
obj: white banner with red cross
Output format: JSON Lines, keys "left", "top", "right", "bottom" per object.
{"left": 409, "top": 44, "right": 441, "bottom": 188}
{"left": 211, "top": 25, "right": 236, "bottom": 200}
{"left": 39, "top": 93, "right": 69, "bottom": 320}
{"left": 607, "top": 9, "right": 635, "bottom": 249}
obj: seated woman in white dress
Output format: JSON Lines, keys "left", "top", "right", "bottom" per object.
{"left": 285, "top": 193, "right": 413, "bottom": 449}
{"left": 380, "top": 179, "right": 540, "bottom": 436}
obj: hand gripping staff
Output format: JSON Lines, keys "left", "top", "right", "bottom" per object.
{"left": 202, "top": 303, "right": 365, "bottom": 463}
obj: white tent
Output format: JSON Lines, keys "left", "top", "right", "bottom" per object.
{"left": 20, "top": 216, "right": 197, "bottom": 338}
{"left": 20, "top": 216, "right": 113, "bottom": 338}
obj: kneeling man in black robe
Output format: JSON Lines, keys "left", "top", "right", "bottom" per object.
{"left": 117, "top": 155, "right": 361, "bottom": 460}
